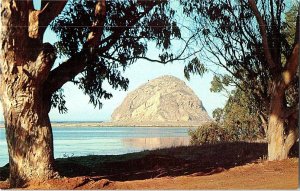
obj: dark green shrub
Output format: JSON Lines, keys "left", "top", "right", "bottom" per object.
{"left": 189, "top": 120, "right": 264, "bottom": 146}
{"left": 189, "top": 122, "right": 233, "bottom": 145}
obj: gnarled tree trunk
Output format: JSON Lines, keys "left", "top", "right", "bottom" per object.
{"left": 0, "top": 1, "right": 57, "bottom": 187}
{"left": 267, "top": 87, "right": 298, "bottom": 160}
{"left": 0, "top": 43, "right": 57, "bottom": 187}
{"left": 267, "top": 44, "right": 299, "bottom": 161}
{"left": 1, "top": 80, "right": 56, "bottom": 187}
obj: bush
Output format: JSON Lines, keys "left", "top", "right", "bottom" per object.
{"left": 189, "top": 121, "right": 264, "bottom": 146}
{"left": 189, "top": 122, "right": 233, "bottom": 145}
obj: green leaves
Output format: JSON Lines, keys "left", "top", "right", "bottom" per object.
{"left": 191, "top": 87, "right": 264, "bottom": 145}
{"left": 184, "top": 57, "right": 207, "bottom": 80}
{"left": 210, "top": 74, "right": 232, "bottom": 93}
{"left": 51, "top": 89, "right": 68, "bottom": 114}
{"left": 49, "top": 0, "right": 182, "bottom": 110}
{"left": 188, "top": 122, "right": 233, "bottom": 145}
{"left": 182, "top": 0, "right": 299, "bottom": 124}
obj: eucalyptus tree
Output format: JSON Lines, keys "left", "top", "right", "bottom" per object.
{"left": 182, "top": 0, "right": 299, "bottom": 160}
{"left": 0, "top": 0, "right": 186, "bottom": 187}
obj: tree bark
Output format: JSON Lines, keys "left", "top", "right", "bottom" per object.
{"left": 267, "top": 84, "right": 286, "bottom": 160}
{"left": 267, "top": 81, "right": 298, "bottom": 161}
{"left": 1, "top": 1, "right": 57, "bottom": 187}
{"left": 1, "top": 88, "right": 56, "bottom": 187}
{"left": 0, "top": 48, "right": 57, "bottom": 187}
{"left": 0, "top": 52, "right": 57, "bottom": 187}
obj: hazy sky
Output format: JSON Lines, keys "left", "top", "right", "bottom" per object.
{"left": 0, "top": 1, "right": 229, "bottom": 122}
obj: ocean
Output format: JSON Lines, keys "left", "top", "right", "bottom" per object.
{"left": 0, "top": 126, "right": 191, "bottom": 166}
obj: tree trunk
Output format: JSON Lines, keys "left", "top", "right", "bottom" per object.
{"left": 0, "top": 52, "right": 57, "bottom": 187}
{"left": 267, "top": 83, "right": 298, "bottom": 161}
{"left": 2, "top": 89, "right": 56, "bottom": 187}
{"left": 1, "top": 1, "right": 57, "bottom": 187}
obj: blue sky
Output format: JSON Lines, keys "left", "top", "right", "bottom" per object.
{"left": 0, "top": 1, "right": 229, "bottom": 122}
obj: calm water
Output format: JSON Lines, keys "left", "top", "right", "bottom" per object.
{"left": 0, "top": 126, "right": 191, "bottom": 166}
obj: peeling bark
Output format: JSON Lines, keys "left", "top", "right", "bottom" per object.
{"left": 0, "top": 1, "right": 57, "bottom": 187}
{"left": 0, "top": 44, "right": 57, "bottom": 188}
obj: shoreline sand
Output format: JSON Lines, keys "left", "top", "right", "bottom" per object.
{"left": 0, "top": 121, "right": 205, "bottom": 128}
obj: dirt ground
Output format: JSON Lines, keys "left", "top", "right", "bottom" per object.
{"left": 0, "top": 142, "right": 298, "bottom": 189}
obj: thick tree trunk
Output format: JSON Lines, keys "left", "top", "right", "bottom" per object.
{"left": 0, "top": 1, "right": 57, "bottom": 187}
{"left": 2, "top": 90, "right": 56, "bottom": 187}
{"left": 267, "top": 84, "right": 298, "bottom": 161}
{"left": 0, "top": 57, "right": 57, "bottom": 187}
{"left": 0, "top": 53, "right": 57, "bottom": 187}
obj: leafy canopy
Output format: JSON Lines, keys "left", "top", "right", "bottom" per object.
{"left": 49, "top": 0, "right": 182, "bottom": 112}
{"left": 182, "top": 0, "right": 299, "bottom": 119}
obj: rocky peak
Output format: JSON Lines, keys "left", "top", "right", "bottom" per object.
{"left": 111, "top": 75, "right": 211, "bottom": 126}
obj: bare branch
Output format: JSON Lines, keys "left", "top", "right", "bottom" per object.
{"left": 34, "top": 0, "right": 67, "bottom": 39}
{"left": 248, "top": 0, "right": 276, "bottom": 70}
{"left": 259, "top": 113, "right": 268, "bottom": 135}
{"left": 282, "top": 43, "right": 299, "bottom": 87}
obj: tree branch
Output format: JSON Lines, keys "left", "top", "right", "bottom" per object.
{"left": 259, "top": 113, "right": 268, "bottom": 136}
{"left": 28, "top": 1, "right": 67, "bottom": 40}
{"left": 282, "top": 43, "right": 299, "bottom": 87}
{"left": 86, "top": 0, "right": 106, "bottom": 47}
{"left": 97, "top": 4, "right": 155, "bottom": 52}
{"left": 44, "top": 0, "right": 107, "bottom": 96}
{"left": 44, "top": 51, "right": 89, "bottom": 96}
{"left": 248, "top": 0, "right": 276, "bottom": 70}
{"left": 45, "top": 2, "right": 160, "bottom": 96}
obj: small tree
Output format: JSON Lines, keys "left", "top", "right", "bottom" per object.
{"left": 190, "top": 87, "right": 263, "bottom": 145}
{"left": 183, "top": 0, "right": 299, "bottom": 160}
{"left": 212, "top": 86, "right": 264, "bottom": 141}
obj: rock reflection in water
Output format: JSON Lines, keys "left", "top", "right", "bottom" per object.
{"left": 122, "top": 137, "right": 190, "bottom": 150}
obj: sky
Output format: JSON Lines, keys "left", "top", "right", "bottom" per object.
{"left": 0, "top": 0, "right": 229, "bottom": 122}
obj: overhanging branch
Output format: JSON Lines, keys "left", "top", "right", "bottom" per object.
{"left": 44, "top": 51, "right": 89, "bottom": 96}
{"left": 45, "top": 1, "right": 159, "bottom": 95}
{"left": 86, "top": 0, "right": 106, "bottom": 47}
{"left": 248, "top": 0, "right": 276, "bottom": 70}
{"left": 44, "top": 0, "right": 107, "bottom": 96}
{"left": 39, "top": 1, "right": 67, "bottom": 39}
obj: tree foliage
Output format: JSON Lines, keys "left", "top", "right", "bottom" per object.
{"left": 182, "top": 0, "right": 299, "bottom": 119}
{"left": 189, "top": 122, "right": 233, "bottom": 145}
{"left": 190, "top": 88, "right": 263, "bottom": 146}
{"left": 48, "top": 0, "right": 184, "bottom": 111}
{"left": 215, "top": 88, "right": 263, "bottom": 139}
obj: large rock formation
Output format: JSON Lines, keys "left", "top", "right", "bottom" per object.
{"left": 111, "top": 75, "right": 211, "bottom": 126}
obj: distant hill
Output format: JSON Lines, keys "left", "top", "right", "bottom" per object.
{"left": 111, "top": 75, "right": 211, "bottom": 126}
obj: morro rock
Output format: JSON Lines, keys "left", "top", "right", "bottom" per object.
{"left": 111, "top": 75, "right": 211, "bottom": 126}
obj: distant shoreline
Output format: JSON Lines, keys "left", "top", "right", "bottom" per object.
{"left": 0, "top": 121, "right": 206, "bottom": 128}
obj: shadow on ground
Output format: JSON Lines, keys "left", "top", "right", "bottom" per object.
{"left": 0, "top": 142, "right": 298, "bottom": 182}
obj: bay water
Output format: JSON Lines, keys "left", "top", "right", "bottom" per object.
{"left": 0, "top": 126, "right": 191, "bottom": 166}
